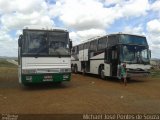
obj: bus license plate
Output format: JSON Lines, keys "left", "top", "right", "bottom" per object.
{"left": 43, "top": 75, "right": 53, "bottom": 81}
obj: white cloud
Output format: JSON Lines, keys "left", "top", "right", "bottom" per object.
{"left": 49, "top": 0, "right": 122, "bottom": 46}
{"left": 150, "top": 0, "right": 160, "bottom": 12}
{"left": 49, "top": 0, "right": 123, "bottom": 31}
{"left": 0, "top": 0, "right": 47, "bottom": 14}
{"left": 70, "top": 29, "right": 106, "bottom": 45}
{"left": 105, "top": 0, "right": 150, "bottom": 17}
{"left": 147, "top": 19, "right": 160, "bottom": 45}
{"left": 104, "top": 0, "right": 122, "bottom": 6}
{"left": 49, "top": 0, "right": 150, "bottom": 31}
{"left": 123, "top": 25, "right": 145, "bottom": 35}
{"left": 0, "top": 5, "right": 54, "bottom": 30}
{"left": 147, "top": 19, "right": 160, "bottom": 58}
{"left": 0, "top": 29, "right": 17, "bottom": 57}
{"left": 121, "top": 0, "right": 150, "bottom": 17}
{"left": 0, "top": 0, "right": 54, "bottom": 30}
{"left": 147, "top": 19, "right": 160, "bottom": 34}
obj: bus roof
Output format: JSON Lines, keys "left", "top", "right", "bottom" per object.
{"left": 23, "top": 25, "right": 68, "bottom": 32}
{"left": 73, "top": 32, "right": 146, "bottom": 47}
{"left": 108, "top": 32, "right": 145, "bottom": 37}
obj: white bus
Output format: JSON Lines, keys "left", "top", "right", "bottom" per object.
{"left": 71, "top": 33, "right": 151, "bottom": 79}
{"left": 18, "top": 26, "right": 72, "bottom": 85}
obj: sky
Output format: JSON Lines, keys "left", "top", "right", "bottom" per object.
{"left": 0, "top": 0, "right": 160, "bottom": 58}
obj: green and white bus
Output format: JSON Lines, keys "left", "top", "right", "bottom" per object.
{"left": 18, "top": 26, "right": 72, "bottom": 85}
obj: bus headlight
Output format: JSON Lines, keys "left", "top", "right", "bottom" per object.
{"left": 22, "top": 69, "right": 36, "bottom": 74}
{"left": 64, "top": 68, "right": 71, "bottom": 72}
{"left": 63, "top": 74, "right": 69, "bottom": 80}
{"left": 60, "top": 68, "right": 71, "bottom": 73}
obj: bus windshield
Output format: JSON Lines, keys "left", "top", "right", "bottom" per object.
{"left": 119, "top": 34, "right": 147, "bottom": 45}
{"left": 120, "top": 45, "right": 150, "bottom": 64}
{"left": 22, "top": 30, "right": 70, "bottom": 56}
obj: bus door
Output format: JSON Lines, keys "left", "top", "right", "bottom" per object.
{"left": 109, "top": 46, "right": 118, "bottom": 76}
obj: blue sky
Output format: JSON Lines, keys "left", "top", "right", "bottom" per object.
{"left": 0, "top": 0, "right": 160, "bottom": 58}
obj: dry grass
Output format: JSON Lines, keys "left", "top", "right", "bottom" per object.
{"left": 0, "top": 60, "right": 18, "bottom": 82}
{"left": 150, "top": 69, "right": 160, "bottom": 78}
{"left": 0, "top": 60, "right": 17, "bottom": 67}
{"left": 0, "top": 67, "right": 18, "bottom": 82}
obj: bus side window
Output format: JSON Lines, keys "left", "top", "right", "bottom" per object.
{"left": 105, "top": 48, "right": 111, "bottom": 63}
{"left": 89, "top": 40, "right": 97, "bottom": 58}
{"left": 98, "top": 37, "right": 106, "bottom": 50}
{"left": 84, "top": 42, "right": 90, "bottom": 50}
{"left": 79, "top": 44, "right": 83, "bottom": 51}
{"left": 108, "top": 35, "right": 118, "bottom": 47}
{"left": 76, "top": 46, "right": 79, "bottom": 54}
{"left": 90, "top": 40, "right": 97, "bottom": 52}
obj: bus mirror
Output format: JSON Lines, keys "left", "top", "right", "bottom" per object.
{"left": 69, "top": 40, "right": 72, "bottom": 48}
{"left": 149, "top": 50, "right": 151, "bottom": 59}
{"left": 18, "top": 35, "right": 23, "bottom": 47}
{"left": 18, "top": 38, "right": 20, "bottom": 47}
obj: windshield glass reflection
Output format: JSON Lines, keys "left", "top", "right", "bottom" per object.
{"left": 22, "top": 31, "right": 70, "bottom": 56}
{"left": 120, "top": 34, "right": 147, "bottom": 45}
{"left": 48, "top": 32, "right": 69, "bottom": 55}
{"left": 120, "top": 45, "right": 150, "bottom": 64}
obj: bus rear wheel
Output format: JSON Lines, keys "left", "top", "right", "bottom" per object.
{"left": 71, "top": 64, "right": 74, "bottom": 73}
{"left": 82, "top": 68, "right": 86, "bottom": 75}
{"left": 74, "top": 65, "right": 78, "bottom": 74}
{"left": 100, "top": 68, "right": 105, "bottom": 80}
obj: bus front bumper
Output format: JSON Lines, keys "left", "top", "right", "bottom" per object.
{"left": 21, "top": 73, "right": 71, "bottom": 84}
{"left": 127, "top": 71, "right": 150, "bottom": 78}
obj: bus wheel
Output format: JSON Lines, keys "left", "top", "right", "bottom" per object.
{"left": 82, "top": 69, "right": 85, "bottom": 76}
{"left": 71, "top": 65, "right": 74, "bottom": 73}
{"left": 74, "top": 65, "right": 78, "bottom": 74}
{"left": 100, "top": 69, "right": 105, "bottom": 80}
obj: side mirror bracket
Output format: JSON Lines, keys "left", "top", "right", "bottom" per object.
{"left": 69, "top": 40, "right": 72, "bottom": 49}
{"left": 18, "top": 35, "right": 23, "bottom": 47}
{"left": 149, "top": 49, "right": 151, "bottom": 59}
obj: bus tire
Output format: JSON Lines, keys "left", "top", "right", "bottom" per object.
{"left": 100, "top": 69, "right": 105, "bottom": 80}
{"left": 71, "top": 64, "right": 74, "bottom": 73}
{"left": 99, "top": 65, "right": 105, "bottom": 80}
{"left": 82, "top": 69, "right": 85, "bottom": 76}
{"left": 74, "top": 65, "right": 78, "bottom": 74}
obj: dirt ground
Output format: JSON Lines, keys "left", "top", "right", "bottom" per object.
{"left": 0, "top": 67, "right": 160, "bottom": 115}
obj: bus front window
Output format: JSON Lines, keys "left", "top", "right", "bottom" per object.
{"left": 141, "top": 49, "right": 149, "bottom": 62}
{"left": 48, "top": 32, "right": 70, "bottom": 56}
{"left": 22, "top": 30, "right": 70, "bottom": 56}
{"left": 121, "top": 45, "right": 136, "bottom": 63}
{"left": 120, "top": 45, "right": 150, "bottom": 64}
{"left": 23, "top": 31, "right": 48, "bottom": 55}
